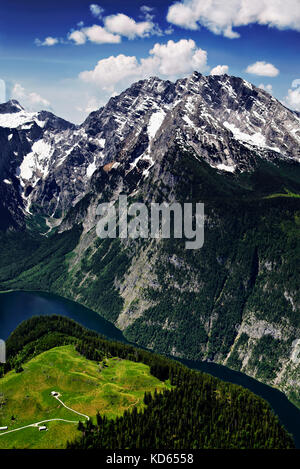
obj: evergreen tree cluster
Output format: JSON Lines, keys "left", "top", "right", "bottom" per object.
{"left": 69, "top": 379, "right": 294, "bottom": 450}
{"left": 68, "top": 356, "right": 295, "bottom": 450}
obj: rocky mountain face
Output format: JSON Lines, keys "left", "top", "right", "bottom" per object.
{"left": 0, "top": 100, "right": 75, "bottom": 229}
{"left": 0, "top": 73, "right": 300, "bottom": 406}
{"left": 1, "top": 73, "right": 300, "bottom": 228}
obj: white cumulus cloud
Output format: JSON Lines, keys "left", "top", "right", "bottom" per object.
{"left": 104, "top": 13, "right": 155, "bottom": 39}
{"left": 69, "top": 25, "right": 121, "bottom": 45}
{"left": 68, "top": 30, "right": 86, "bottom": 45}
{"left": 147, "top": 39, "right": 207, "bottom": 76}
{"left": 167, "top": 0, "right": 300, "bottom": 38}
{"left": 140, "top": 5, "right": 155, "bottom": 21}
{"left": 210, "top": 65, "right": 229, "bottom": 75}
{"left": 79, "top": 39, "right": 208, "bottom": 92}
{"left": 140, "top": 5, "right": 154, "bottom": 14}
{"left": 11, "top": 83, "right": 51, "bottom": 110}
{"left": 35, "top": 36, "right": 59, "bottom": 46}
{"left": 285, "top": 80, "right": 300, "bottom": 111}
{"left": 37, "top": 6, "right": 162, "bottom": 48}
{"left": 292, "top": 79, "right": 300, "bottom": 88}
{"left": 246, "top": 61, "right": 279, "bottom": 77}
{"left": 258, "top": 83, "right": 273, "bottom": 93}
{"left": 79, "top": 54, "right": 140, "bottom": 91}
{"left": 69, "top": 14, "right": 154, "bottom": 45}
{"left": 89, "top": 4, "right": 104, "bottom": 19}
{"left": 76, "top": 95, "right": 104, "bottom": 114}
{"left": 83, "top": 25, "right": 121, "bottom": 44}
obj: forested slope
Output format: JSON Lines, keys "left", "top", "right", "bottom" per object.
{"left": 0, "top": 316, "right": 295, "bottom": 449}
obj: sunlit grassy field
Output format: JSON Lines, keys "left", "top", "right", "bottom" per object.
{"left": 0, "top": 345, "right": 170, "bottom": 449}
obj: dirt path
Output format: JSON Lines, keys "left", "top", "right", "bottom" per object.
{"left": 0, "top": 418, "right": 79, "bottom": 436}
{"left": 53, "top": 395, "right": 90, "bottom": 421}
{"left": 0, "top": 394, "right": 90, "bottom": 437}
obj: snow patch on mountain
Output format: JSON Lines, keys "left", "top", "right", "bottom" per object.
{"left": 182, "top": 115, "right": 196, "bottom": 129}
{"left": 221, "top": 80, "right": 237, "bottom": 99}
{"left": 142, "top": 155, "right": 155, "bottom": 178}
{"left": 0, "top": 110, "right": 38, "bottom": 128}
{"left": 148, "top": 110, "right": 166, "bottom": 140}
{"left": 224, "top": 121, "right": 267, "bottom": 147}
{"left": 86, "top": 160, "right": 97, "bottom": 177}
{"left": 224, "top": 120, "right": 283, "bottom": 154}
{"left": 216, "top": 163, "right": 236, "bottom": 173}
{"left": 243, "top": 80, "right": 253, "bottom": 90}
{"left": 19, "top": 139, "right": 53, "bottom": 181}
{"left": 0, "top": 108, "right": 48, "bottom": 129}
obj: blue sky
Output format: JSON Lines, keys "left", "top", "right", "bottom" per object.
{"left": 0, "top": 0, "right": 299, "bottom": 123}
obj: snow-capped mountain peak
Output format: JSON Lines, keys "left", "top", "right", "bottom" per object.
{"left": 0, "top": 72, "right": 299, "bottom": 229}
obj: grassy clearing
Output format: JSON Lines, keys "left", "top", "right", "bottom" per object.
{"left": 264, "top": 188, "right": 300, "bottom": 199}
{"left": 0, "top": 345, "right": 170, "bottom": 449}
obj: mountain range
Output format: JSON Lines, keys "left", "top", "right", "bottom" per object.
{"left": 0, "top": 72, "right": 299, "bottom": 407}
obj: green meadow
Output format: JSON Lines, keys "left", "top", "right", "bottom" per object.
{"left": 0, "top": 345, "right": 170, "bottom": 449}
{"left": 264, "top": 188, "right": 300, "bottom": 199}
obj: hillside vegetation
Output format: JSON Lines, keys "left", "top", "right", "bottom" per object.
{"left": 0, "top": 316, "right": 295, "bottom": 449}
{"left": 0, "top": 344, "right": 169, "bottom": 449}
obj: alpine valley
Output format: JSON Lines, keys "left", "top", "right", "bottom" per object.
{"left": 0, "top": 72, "right": 299, "bottom": 408}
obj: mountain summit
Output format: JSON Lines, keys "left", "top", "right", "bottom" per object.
{"left": 0, "top": 73, "right": 299, "bottom": 228}
{"left": 0, "top": 99, "right": 24, "bottom": 114}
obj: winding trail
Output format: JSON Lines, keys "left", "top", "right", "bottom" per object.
{"left": 0, "top": 393, "right": 139, "bottom": 437}
{"left": 53, "top": 395, "right": 90, "bottom": 421}
{"left": 0, "top": 394, "right": 89, "bottom": 437}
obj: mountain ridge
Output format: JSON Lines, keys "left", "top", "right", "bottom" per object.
{"left": 0, "top": 72, "right": 299, "bottom": 230}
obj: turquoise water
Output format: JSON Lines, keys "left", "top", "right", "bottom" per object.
{"left": 0, "top": 290, "right": 299, "bottom": 448}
